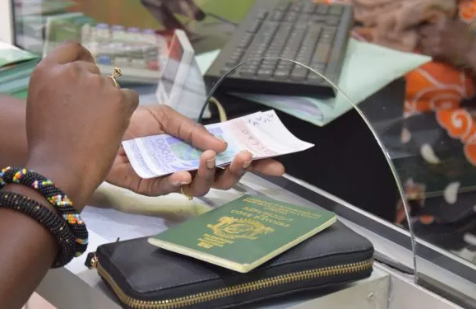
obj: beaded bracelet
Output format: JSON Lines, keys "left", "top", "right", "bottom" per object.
{"left": 0, "top": 191, "right": 76, "bottom": 267}
{"left": 0, "top": 167, "right": 88, "bottom": 257}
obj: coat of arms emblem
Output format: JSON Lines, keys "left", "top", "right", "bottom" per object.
{"left": 207, "top": 217, "right": 275, "bottom": 240}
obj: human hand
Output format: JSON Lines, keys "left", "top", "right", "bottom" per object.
{"left": 419, "top": 16, "right": 476, "bottom": 68}
{"left": 106, "top": 105, "right": 285, "bottom": 197}
{"left": 26, "top": 42, "right": 139, "bottom": 210}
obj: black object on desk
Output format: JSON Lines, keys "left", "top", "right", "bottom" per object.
{"left": 205, "top": 79, "right": 406, "bottom": 222}
{"left": 204, "top": 0, "right": 353, "bottom": 98}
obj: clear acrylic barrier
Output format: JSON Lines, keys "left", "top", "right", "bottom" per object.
{"left": 202, "top": 52, "right": 476, "bottom": 295}
{"left": 203, "top": 56, "right": 418, "bottom": 276}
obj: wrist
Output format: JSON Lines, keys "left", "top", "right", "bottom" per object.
{"left": 2, "top": 184, "right": 55, "bottom": 213}
{"left": 25, "top": 162, "right": 88, "bottom": 212}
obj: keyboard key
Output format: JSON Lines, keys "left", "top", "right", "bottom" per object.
{"left": 240, "top": 70, "right": 256, "bottom": 78}
{"left": 271, "top": 11, "right": 284, "bottom": 21}
{"left": 231, "top": 48, "right": 245, "bottom": 57}
{"left": 240, "top": 64, "right": 257, "bottom": 75}
{"left": 295, "top": 21, "right": 308, "bottom": 29}
{"left": 237, "top": 35, "right": 253, "bottom": 48}
{"left": 226, "top": 57, "right": 241, "bottom": 66}
{"left": 262, "top": 59, "right": 279, "bottom": 66}
{"left": 284, "top": 12, "right": 298, "bottom": 22}
{"left": 315, "top": 5, "right": 329, "bottom": 14}
{"left": 277, "top": 60, "right": 293, "bottom": 68}
{"left": 221, "top": 66, "right": 234, "bottom": 75}
{"left": 274, "top": 69, "right": 291, "bottom": 79}
{"left": 276, "top": 1, "right": 291, "bottom": 11}
{"left": 290, "top": 2, "right": 303, "bottom": 12}
{"left": 303, "top": 2, "right": 316, "bottom": 14}
{"left": 329, "top": 6, "right": 343, "bottom": 15}
{"left": 257, "top": 69, "right": 273, "bottom": 78}
{"left": 247, "top": 20, "right": 262, "bottom": 33}
{"left": 310, "top": 62, "right": 326, "bottom": 71}
{"left": 321, "top": 32, "right": 335, "bottom": 41}
{"left": 312, "top": 44, "right": 331, "bottom": 63}
{"left": 291, "top": 68, "right": 308, "bottom": 80}
{"left": 323, "top": 26, "right": 337, "bottom": 33}
{"left": 307, "top": 74, "right": 325, "bottom": 83}
{"left": 248, "top": 60, "right": 262, "bottom": 67}
{"left": 311, "top": 15, "right": 327, "bottom": 23}
{"left": 326, "top": 16, "right": 340, "bottom": 26}
{"left": 259, "top": 63, "right": 277, "bottom": 71}
{"left": 256, "top": 10, "right": 268, "bottom": 19}
{"left": 266, "top": 52, "right": 281, "bottom": 58}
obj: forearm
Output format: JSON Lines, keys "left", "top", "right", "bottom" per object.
{"left": 0, "top": 95, "right": 28, "bottom": 167}
{"left": 0, "top": 162, "right": 89, "bottom": 307}
{"left": 0, "top": 185, "right": 58, "bottom": 308}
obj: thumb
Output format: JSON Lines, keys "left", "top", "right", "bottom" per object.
{"left": 158, "top": 106, "right": 228, "bottom": 153}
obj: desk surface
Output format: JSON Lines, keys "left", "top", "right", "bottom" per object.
{"left": 36, "top": 172, "right": 474, "bottom": 308}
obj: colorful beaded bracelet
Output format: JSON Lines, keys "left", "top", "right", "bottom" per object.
{"left": 0, "top": 191, "right": 76, "bottom": 267}
{"left": 0, "top": 167, "right": 88, "bottom": 257}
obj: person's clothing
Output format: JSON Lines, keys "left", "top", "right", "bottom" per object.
{"left": 317, "top": 0, "right": 476, "bottom": 256}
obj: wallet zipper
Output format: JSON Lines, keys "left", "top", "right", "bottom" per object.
{"left": 88, "top": 254, "right": 373, "bottom": 309}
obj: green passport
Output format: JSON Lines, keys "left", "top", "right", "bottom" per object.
{"left": 148, "top": 195, "right": 337, "bottom": 273}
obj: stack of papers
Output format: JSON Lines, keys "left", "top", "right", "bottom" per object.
{"left": 0, "top": 42, "right": 40, "bottom": 99}
{"left": 233, "top": 39, "right": 431, "bottom": 127}
{"left": 123, "top": 110, "right": 313, "bottom": 179}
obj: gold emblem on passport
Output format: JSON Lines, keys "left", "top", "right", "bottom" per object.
{"left": 207, "top": 217, "right": 275, "bottom": 240}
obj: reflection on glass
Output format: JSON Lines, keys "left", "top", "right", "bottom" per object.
{"left": 322, "top": 0, "right": 476, "bottom": 269}
{"left": 206, "top": 0, "right": 476, "bottom": 286}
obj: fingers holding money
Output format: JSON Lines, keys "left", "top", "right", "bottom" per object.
{"left": 181, "top": 150, "right": 217, "bottom": 197}
{"left": 178, "top": 151, "right": 284, "bottom": 197}
{"left": 213, "top": 151, "right": 253, "bottom": 190}
{"left": 248, "top": 158, "right": 285, "bottom": 176}
{"left": 142, "top": 151, "right": 284, "bottom": 198}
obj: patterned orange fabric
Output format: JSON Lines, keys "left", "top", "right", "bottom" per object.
{"left": 409, "top": 0, "right": 476, "bottom": 165}
{"left": 460, "top": 0, "right": 476, "bottom": 23}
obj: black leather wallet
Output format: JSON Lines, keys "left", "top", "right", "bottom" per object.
{"left": 86, "top": 221, "right": 373, "bottom": 309}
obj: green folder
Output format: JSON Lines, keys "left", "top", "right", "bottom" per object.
{"left": 0, "top": 42, "right": 39, "bottom": 99}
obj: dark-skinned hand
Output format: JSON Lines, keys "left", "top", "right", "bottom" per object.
{"left": 27, "top": 41, "right": 139, "bottom": 210}
{"left": 107, "top": 105, "right": 285, "bottom": 197}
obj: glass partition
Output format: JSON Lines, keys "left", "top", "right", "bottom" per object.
{"left": 205, "top": 54, "right": 418, "bottom": 274}
{"left": 201, "top": 3, "right": 476, "bottom": 304}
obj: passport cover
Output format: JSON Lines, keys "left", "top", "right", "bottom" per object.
{"left": 148, "top": 195, "right": 337, "bottom": 273}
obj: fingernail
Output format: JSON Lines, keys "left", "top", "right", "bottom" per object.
{"left": 242, "top": 160, "right": 252, "bottom": 169}
{"left": 207, "top": 157, "right": 216, "bottom": 169}
{"left": 174, "top": 180, "right": 191, "bottom": 186}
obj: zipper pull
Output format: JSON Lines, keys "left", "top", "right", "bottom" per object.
{"left": 85, "top": 252, "right": 98, "bottom": 269}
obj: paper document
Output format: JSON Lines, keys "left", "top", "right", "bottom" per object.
{"left": 123, "top": 110, "right": 314, "bottom": 179}
{"left": 234, "top": 39, "right": 431, "bottom": 127}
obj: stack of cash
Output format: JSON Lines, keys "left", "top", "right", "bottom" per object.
{"left": 123, "top": 110, "right": 314, "bottom": 179}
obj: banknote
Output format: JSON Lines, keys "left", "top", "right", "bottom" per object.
{"left": 122, "top": 110, "right": 314, "bottom": 179}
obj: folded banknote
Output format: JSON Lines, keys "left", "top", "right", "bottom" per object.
{"left": 122, "top": 110, "right": 314, "bottom": 179}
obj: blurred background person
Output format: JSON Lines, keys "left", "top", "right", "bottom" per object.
{"left": 317, "top": 0, "right": 476, "bottom": 257}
